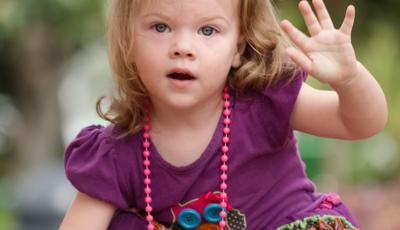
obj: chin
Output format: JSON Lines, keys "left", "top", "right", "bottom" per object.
{"left": 168, "top": 99, "right": 199, "bottom": 110}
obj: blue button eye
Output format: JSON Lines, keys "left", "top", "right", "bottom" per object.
{"left": 203, "top": 203, "right": 222, "bottom": 223}
{"left": 177, "top": 209, "right": 201, "bottom": 229}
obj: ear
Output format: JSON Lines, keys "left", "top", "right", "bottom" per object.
{"left": 232, "top": 38, "right": 246, "bottom": 68}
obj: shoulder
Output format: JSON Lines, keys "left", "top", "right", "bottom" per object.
{"left": 64, "top": 124, "right": 134, "bottom": 208}
{"left": 64, "top": 123, "right": 134, "bottom": 155}
{"left": 264, "top": 69, "right": 307, "bottom": 98}
{"left": 235, "top": 69, "right": 307, "bottom": 109}
{"left": 64, "top": 124, "right": 116, "bottom": 161}
{"left": 232, "top": 69, "right": 307, "bottom": 148}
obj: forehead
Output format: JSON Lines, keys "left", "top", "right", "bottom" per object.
{"left": 136, "top": 0, "right": 239, "bottom": 19}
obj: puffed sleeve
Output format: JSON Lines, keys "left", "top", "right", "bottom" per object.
{"left": 263, "top": 69, "right": 308, "bottom": 145}
{"left": 64, "top": 125, "right": 129, "bottom": 209}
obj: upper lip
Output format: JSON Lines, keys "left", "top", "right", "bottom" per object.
{"left": 167, "top": 67, "right": 196, "bottom": 79}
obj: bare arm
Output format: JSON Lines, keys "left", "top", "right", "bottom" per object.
{"left": 59, "top": 192, "right": 116, "bottom": 230}
{"left": 281, "top": 0, "right": 387, "bottom": 139}
{"left": 292, "top": 69, "right": 387, "bottom": 139}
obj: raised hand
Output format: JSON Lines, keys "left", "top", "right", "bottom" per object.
{"left": 281, "top": 0, "right": 359, "bottom": 87}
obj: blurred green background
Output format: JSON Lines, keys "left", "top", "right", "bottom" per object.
{"left": 0, "top": 0, "right": 399, "bottom": 229}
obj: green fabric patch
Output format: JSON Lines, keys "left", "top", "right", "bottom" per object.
{"left": 277, "top": 214, "right": 357, "bottom": 230}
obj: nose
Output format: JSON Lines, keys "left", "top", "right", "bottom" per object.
{"left": 169, "top": 32, "right": 196, "bottom": 60}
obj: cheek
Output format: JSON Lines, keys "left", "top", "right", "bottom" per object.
{"left": 205, "top": 46, "right": 238, "bottom": 71}
{"left": 202, "top": 59, "right": 234, "bottom": 83}
{"left": 133, "top": 40, "right": 163, "bottom": 74}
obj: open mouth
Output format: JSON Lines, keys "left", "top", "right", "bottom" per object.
{"left": 167, "top": 70, "right": 196, "bottom": 81}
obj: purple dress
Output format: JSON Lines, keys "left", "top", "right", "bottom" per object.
{"left": 64, "top": 71, "right": 359, "bottom": 229}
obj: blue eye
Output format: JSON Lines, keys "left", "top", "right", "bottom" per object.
{"left": 153, "top": 23, "right": 170, "bottom": 33}
{"left": 199, "top": 26, "right": 216, "bottom": 36}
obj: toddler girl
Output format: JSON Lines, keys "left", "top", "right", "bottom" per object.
{"left": 60, "top": 0, "right": 387, "bottom": 229}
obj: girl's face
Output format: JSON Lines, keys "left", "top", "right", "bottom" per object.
{"left": 132, "top": 0, "right": 242, "bottom": 111}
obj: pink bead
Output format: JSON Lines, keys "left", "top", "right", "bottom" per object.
{"left": 223, "top": 93, "right": 230, "bottom": 99}
{"left": 220, "top": 210, "right": 227, "bottom": 218}
{"left": 144, "top": 178, "right": 151, "bottom": 185}
{"left": 144, "top": 124, "right": 150, "bottom": 131}
{"left": 223, "top": 109, "right": 231, "bottom": 116}
{"left": 144, "top": 169, "right": 151, "bottom": 176}
{"left": 221, "top": 164, "right": 228, "bottom": 171}
{"left": 219, "top": 220, "right": 227, "bottom": 227}
{"left": 224, "top": 101, "right": 230, "bottom": 107}
{"left": 223, "top": 127, "right": 230, "bottom": 134}
{"left": 143, "top": 132, "right": 150, "bottom": 139}
{"left": 145, "top": 196, "right": 152, "bottom": 203}
{"left": 222, "top": 136, "right": 229, "bottom": 144}
{"left": 143, "top": 141, "right": 150, "bottom": 148}
{"left": 224, "top": 87, "right": 228, "bottom": 92}
{"left": 144, "top": 187, "right": 151, "bottom": 194}
{"left": 221, "top": 155, "right": 228, "bottom": 162}
{"left": 146, "top": 214, "right": 153, "bottom": 222}
{"left": 220, "top": 182, "right": 227, "bottom": 190}
{"left": 147, "top": 224, "right": 154, "bottom": 230}
{"left": 145, "top": 205, "right": 153, "bottom": 213}
{"left": 220, "top": 201, "right": 227, "bottom": 209}
{"left": 144, "top": 160, "right": 151, "bottom": 167}
{"left": 223, "top": 118, "right": 231, "bottom": 125}
{"left": 143, "top": 150, "right": 150, "bottom": 157}
{"left": 220, "top": 192, "right": 227, "bottom": 200}
{"left": 221, "top": 146, "right": 229, "bottom": 153}
{"left": 220, "top": 173, "right": 228, "bottom": 181}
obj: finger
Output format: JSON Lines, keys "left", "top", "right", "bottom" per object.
{"left": 312, "top": 0, "right": 335, "bottom": 30}
{"left": 286, "top": 47, "right": 313, "bottom": 73}
{"left": 281, "top": 20, "right": 311, "bottom": 52}
{"left": 299, "top": 0, "right": 322, "bottom": 36}
{"left": 339, "top": 5, "right": 355, "bottom": 35}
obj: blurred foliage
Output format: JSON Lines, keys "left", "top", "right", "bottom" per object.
{"left": 0, "top": 210, "right": 17, "bottom": 230}
{"left": 0, "top": 0, "right": 105, "bottom": 97}
{"left": 0, "top": 0, "right": 104, "bottom": 45}
{"left": 0, "top": 178, "right": 17, "bottom": 229}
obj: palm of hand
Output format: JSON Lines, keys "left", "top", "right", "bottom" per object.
{"left": 281, "top": 0, "right": 358, "bottom": 86}
{"left": 307, "top": 30, "right": 357, "bottom": 85}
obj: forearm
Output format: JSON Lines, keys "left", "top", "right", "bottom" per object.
{"left": 59, "top": 192, "right": 116, "bottom": 230}
{"left": 331, "top": 61, "right": 388, "bottom": 139}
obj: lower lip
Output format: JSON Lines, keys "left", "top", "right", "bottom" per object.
{"left": 167, "top": 77, "right": 195, "bottom": 88}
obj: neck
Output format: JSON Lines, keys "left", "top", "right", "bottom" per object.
{"left": 150, "top": 94, "right": 224, "bottom": 132}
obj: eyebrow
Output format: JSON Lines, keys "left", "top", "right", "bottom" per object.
{"left": 141, "top": 12, "right": 170, "bottom": 21}
{"left": 198, "top": 15, "right": 230, "bottom": 25}
{"left": 141, "top": 12, "right": 230, "bottom": 25}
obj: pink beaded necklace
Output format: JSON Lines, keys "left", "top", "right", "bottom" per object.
{"left": 142, "top": 87, "right": 231, "bottom": 230}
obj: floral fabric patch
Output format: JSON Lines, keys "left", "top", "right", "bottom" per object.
{"left": 277, "top": 215, "right": 358, "bottom": 230}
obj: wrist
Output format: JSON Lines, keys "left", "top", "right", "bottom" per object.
{"left": 330, "top": 61, "right": 362, "bottom": 91}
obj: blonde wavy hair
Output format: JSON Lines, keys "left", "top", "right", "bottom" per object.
{"left": 97, "top": 0, "right": 297, "bottom": 135}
